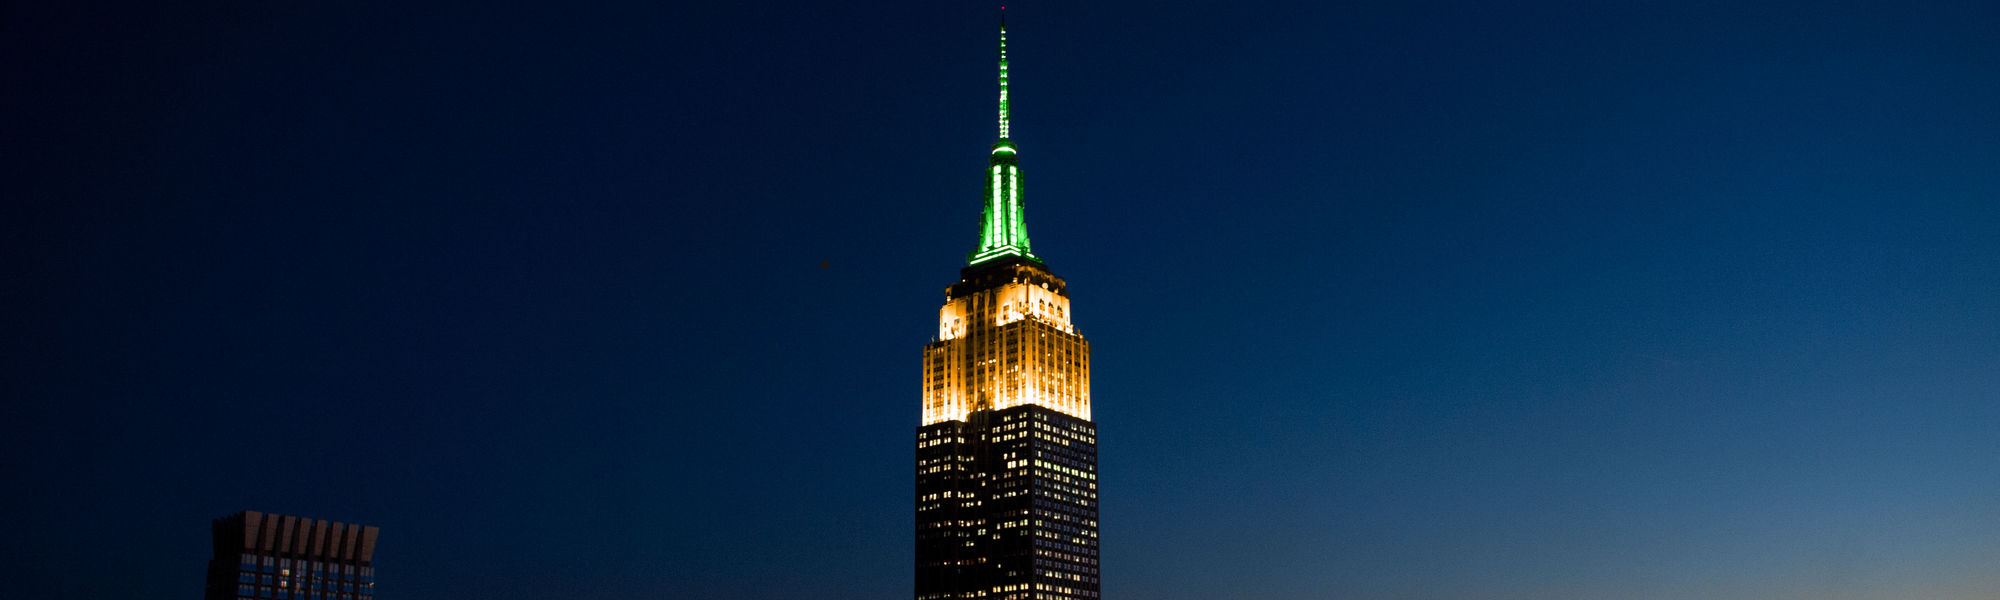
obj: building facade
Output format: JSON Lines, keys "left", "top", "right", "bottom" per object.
{"left": 205, "top": 511, "right": 379, "bottom": 600}
{"left": 916, "top": 15, "right": 1100, "bottom": 600}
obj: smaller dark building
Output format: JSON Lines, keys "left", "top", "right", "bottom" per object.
{"left": 205, "top": 511, "right": 379, "bottom": 600}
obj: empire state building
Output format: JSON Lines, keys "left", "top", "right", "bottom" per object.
{"left": 915, "top": 14, "right": 1100, "bottom": 600}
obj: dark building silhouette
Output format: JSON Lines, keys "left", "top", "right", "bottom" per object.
{"left": 205, "top": 511, "right": 378, "bottom": 600}
{"left": 916, "top": 14, "right": 1100, "bottom": 600}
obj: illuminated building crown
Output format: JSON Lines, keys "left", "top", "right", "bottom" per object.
{"left": 968, "top": 12, "right": 1036, "bottom": 266}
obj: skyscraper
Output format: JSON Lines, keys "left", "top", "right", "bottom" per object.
{"left": 205, "top": 511, "right": 379, "bottom": 600}
{"left": 916, "top": 13, "right": 1100, "bottom": 600}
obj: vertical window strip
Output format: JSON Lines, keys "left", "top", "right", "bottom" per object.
{"left": 1008, "top": 166, "right": 1022, "bottom": 247}
{"left": 990, "top": 165, "right": 1004, "bottom": 250}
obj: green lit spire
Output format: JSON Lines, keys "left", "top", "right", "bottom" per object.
{"left": 996, "top": 9, "right": 1011, "bottom": 140}
{"left": 969, "top": 9, "right": 1037, "bottom": 266}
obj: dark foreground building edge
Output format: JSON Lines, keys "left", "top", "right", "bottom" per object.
{"left": 206, "top": 511, "right": 378, "bottom": 600}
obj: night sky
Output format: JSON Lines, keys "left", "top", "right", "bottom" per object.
{"left": 4, "top": 1, "right": 1998, "bottom": 599}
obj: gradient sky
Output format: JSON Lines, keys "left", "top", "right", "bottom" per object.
{"left": 4, "top": 1, "right": 1997, "bottom": 599}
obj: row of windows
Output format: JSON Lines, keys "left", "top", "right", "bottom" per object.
{"left": 1028, "top": 582, "right": 1097, "bottom": 598}
{"left": 1031, "top": 459, "right": 1095, "bottom": 481}
{"left": 1034, "top": 548, "right": 1098, "bottom": 567}
{"left": 1033, "top": 508, "right": 1096, "bottom": 529}
{"left": 236, "top": 577, "right": 368, "bottom": 592}
{"left": 1038, "top": 443, "right": 1094, "bottom": 463}
{"left": 238, "top": 555, "right": 371, "bottom": 581}
{"left": 1034, "top": 497, "right": 1098, "bottom": 518}
{"left": 1032, "top": 478, "right": 1096, "bottom": 501}
{"left": 1035, "top": 536, "right": 1096, "bottom": 552}
{"left": 1036, "top": 569, "right": 1097, "bottom": 585}
{"left": 1022, "top": 417, "right": 1097, "bottom": 442}
{"left": 915, "top": 428, "right": 967, "bottom": 442}
{"left": 917, "top": 454, "right": 971, "bottom": 466}
{"left": 1033, "top": 528, "right": 1097, "bottom": 542}
{"left": 233, "top": 585, "right": 370, "bottom": 600}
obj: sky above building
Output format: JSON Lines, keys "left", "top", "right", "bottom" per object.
{"left": 3, "top": 1, "right": 1997, "bottom": 599}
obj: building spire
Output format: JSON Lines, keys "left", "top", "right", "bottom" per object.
{"left": 997, "top": 8, "right": 1010, "bottom": 139}
{"left": 969, "top": 7, "right": 1036, "bottom": 266}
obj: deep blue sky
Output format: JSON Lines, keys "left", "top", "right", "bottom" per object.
{"left": 4, "top": 1, "right": 1997, "bottom": 598}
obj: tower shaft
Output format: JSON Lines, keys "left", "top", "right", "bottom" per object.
{"left": 918, "top": 14, "right": 1100, "bottom": 600}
